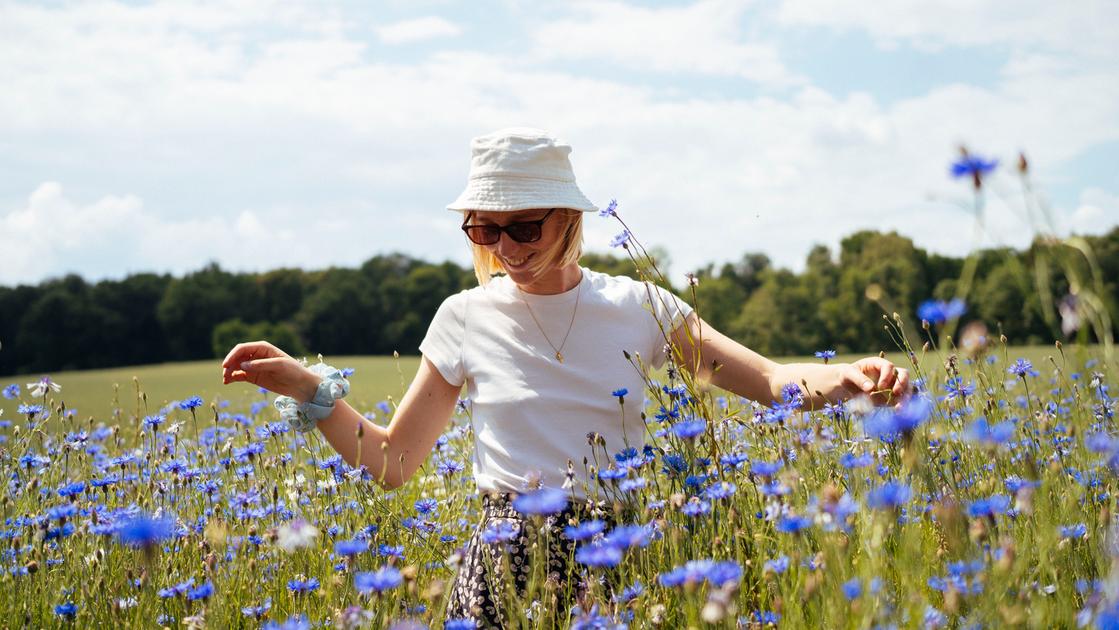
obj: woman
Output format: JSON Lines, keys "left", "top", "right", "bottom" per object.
{"left": 221, "top": 128, "right": 910, "bottom": 626}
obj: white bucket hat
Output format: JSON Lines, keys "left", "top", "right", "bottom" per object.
{"left": 447, "top": 127, "right": 598, "bottom": 213}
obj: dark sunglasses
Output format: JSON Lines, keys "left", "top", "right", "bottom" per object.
{"left": 461, "top": 209, "right": 556, "bottom": 245}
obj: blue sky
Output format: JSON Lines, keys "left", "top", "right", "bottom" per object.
{"left": 1, "top": 0, "right": 1116, "bottom": 285}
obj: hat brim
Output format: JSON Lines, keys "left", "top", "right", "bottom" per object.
{"left": 447, "top": 176, "right": 597, "bottom": 213}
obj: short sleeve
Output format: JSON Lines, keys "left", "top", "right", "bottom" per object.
{"left": 418, "top": 292, "right": 467, "bottom": 387}
{"left": 643, "top": 282, "right": 695, "bottom": 370}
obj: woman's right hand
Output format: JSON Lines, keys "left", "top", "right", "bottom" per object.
{"left": 221, "top": 341, "right": 319, "bottom": 402}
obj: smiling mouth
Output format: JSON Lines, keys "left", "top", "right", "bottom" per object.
{"left": 502, "top": 254, "right": 532, "bottom": 268}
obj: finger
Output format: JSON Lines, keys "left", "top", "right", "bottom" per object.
{"left": 892, "top": 368, "right": 911, "bottom": 397}
{"left": 222, "top": 342, "right": 259, "bottom": 369}
{"left": 240, "top": 356, "right": 289, "bottom": 373}
{"left": 876, "top": 362, "right": 896, "bottom": 391}
{"left": 844, "top": 366, "right": 875, "bottom": 394}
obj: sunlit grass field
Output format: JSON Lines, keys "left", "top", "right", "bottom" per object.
{"left": 1, "top": 345, "right": 1092, "bottom": 436}
{"left": 1, "top": 342, "right": 1117, "bottom": 628}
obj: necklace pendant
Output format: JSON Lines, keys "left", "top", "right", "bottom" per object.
{"left": 555, "top": 351, "right": 564, "bottom": 363}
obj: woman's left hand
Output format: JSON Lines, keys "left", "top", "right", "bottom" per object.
{"left": 841, "top": 357, "right": 911, "bottom": 405}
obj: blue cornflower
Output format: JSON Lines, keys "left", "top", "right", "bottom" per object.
{"left": 1008, "top": 358, "right": 1039, "bottom": 378}
{"left": 842, "top": 578, "right": 862, "bottom": 600}
{"left": 142, "top": 414, "right": 165, "bottom": 430}
{"left": 241, "top": 598, "right": 273, "bottom": 619}
{"left": 2, "top": 384, "right": 18, "bottom": 399}
{"left": 1059, "top": 523, "right": 1087, "bottom": 539}
{"left": 158, "top": 578, "right": 195, "bottom": 598}
{"left": 964, "top": 418, "right": 1015, "bottom": 445}
{"left": 604, "top": 524, "right": 653, "bottom": 550}
{"left": 611, "top": 387, "right": 628, "bottom": 399}
{"left": 681, "top": 498, "right": 711, "bottom": 517}
{"left": 950, "top": 154, "right": 998, "bottom": 180}
{"left": 599, "top": 199, "right": 618, "bottom": 218}
{"left": 414, "top": 498, "right": 439, "bottom": 515}
{"left": 864, "top": 396, "right": 930, "bottom": 438}
{"left": 179, "top": 396, "right": 204, "bottom": 410}
{"left": 750, "top": 460, "right": 782, "bottom": 477}
{"left": 115, "top": 514, "right": 177, "bottom": 548}
{"left": 775, "top": 514, "right": 812, "bottom": 534}
{"left": 378, "top": 544, "right": 405, "bottom": 558}
{"left": 661, "top": 453, "right": 689, "bottom": 477}
{"left": 703, "top": 481, "right": 737, "bottom": 500}
{"left": 54, "top": 602, "right": 78, "bottom": 619}
{"left": 609, "top": 229, "right": 632, "bottom": 249}
{"left": 18, "top": 403, "right": 43, "bottom": 416}
{"left": 481, "top": 521, "right": 519, "bottom": 544}
{"left": 720, "top": 452, "right": 749, "bottom": 470}
{"left": 334, "top": 538, "right": 369, "bottom": 556}
{"left": 839, "top": 452, "right": 873, "bottom": 469}
{"left": 619, "top": 477, "right": 647, "bottom": 493}
{"left": 187, "top": 581, "right": 214, "bottom": 601}
{"left": 341, "top": 367, "right": 355, "bottom": 377}
{"left": 57, "top": 481, "right": 86, "bottom": 497}
{"left": 867, "top": 481, "right": 912, "bottom": 510}
{"left": 48, "top": 504, "right": 79, "bottom": 521}
{"left": 287, "top": 576, "right": 320, "bottom": 594}
{"left": 764, "top": 556, "right": 790, "bottom": 574}
{"left": 354, "top": 566, "right": 402, "bottom": 594}
{"left": 670, "top": 418, "right": 706, "bottom": 440}
{"left": 598, "top": 467, "right": 627, "bottom": 482}
{"left": 575, "top": 542, "right": 623, "bottom": 568}
{"left": 445, "top": 620, "right": 478, "bottom": 630}
{"left": 814, "top": 349, "right": 836, "bottom": 362}
{"left": 436, "top": 459, "right": 464, "bottom": 476}
{"left": 564, "top": 520, "right": 606, "bottom": 541}
{"left": 706, "top": 561, "right": 742, "bottom": 586}
{"left": 512, "top": 487, "right": 568, "bottom": 516}
{"left": 263, "top": 615, "right": 312, "bottom": 630}
{"left": 966, "top": 494, "right": 1010, "bottom": 518}
{"left": 917, "top": 298, "right": 966, "bottom": 325}
{"left": 752, "top": 610, "right": 781, "bottom": 625}
{"left": 944, "top": 377, "right": 975, "bottom": 399}
{"left": 614, "top": 580, "right": 644, "bottom": 603}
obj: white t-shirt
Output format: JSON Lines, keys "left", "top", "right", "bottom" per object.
{"left": 418, "top": 267, "right": 693, "bottom": 499}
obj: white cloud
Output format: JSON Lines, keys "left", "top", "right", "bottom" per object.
{"left": 376, "top": 16, "right": 462, "bottom": 45}
{"left": 0, "top": 0, "right": 1115, "bottom": 286}
{"left": 530, "top": 0, "right": 801, "bottom": 85}
{"left": 1069, "top": 188, "right": 1119, "bottom": 236}
{"left": 774, "top": 0, "right": 1119, "bottom": 58}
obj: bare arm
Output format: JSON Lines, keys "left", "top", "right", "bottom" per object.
{"left": 314, "top": 357, "right": 461, "bottom": 489}
{"left": 669, "top": 313, "right": 909, "bottom": 407}
{"left": 223, "top": 341, "right": 460, "bottom": 491}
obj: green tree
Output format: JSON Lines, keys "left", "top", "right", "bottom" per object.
{"left": 157, "top": 263, "right": 259, "bottom": 361}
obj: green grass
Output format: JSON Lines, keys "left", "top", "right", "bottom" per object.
{"left": 2, "top": 345, "right": 1099, "bottom": 433}
{"left": 2, "top": 356, "right": 422, "bottom": 432}
{"left": 1, "top": 341, "right": 1116, "bottom": 627}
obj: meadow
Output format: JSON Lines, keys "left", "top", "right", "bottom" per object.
{"left": 1, "top": 333, "right": 1117, "bottom": 628}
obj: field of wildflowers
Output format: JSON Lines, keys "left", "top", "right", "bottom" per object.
{"left": 2, "top": 159, "right": 1117, "bottom": 627}
{"left": 1, "top": 321, "right": 1117, "bottom": 628}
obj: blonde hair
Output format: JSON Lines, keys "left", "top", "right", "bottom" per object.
{"left": 465, "top": 209, "right": 584, "bottom": 285}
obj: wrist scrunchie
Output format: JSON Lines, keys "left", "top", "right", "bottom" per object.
{"left": 274, "top": 361, "right": 350, "bottom": 433}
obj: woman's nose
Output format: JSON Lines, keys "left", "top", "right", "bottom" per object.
{"left": 494, "top": 233, "right": 522, "bottom": 257}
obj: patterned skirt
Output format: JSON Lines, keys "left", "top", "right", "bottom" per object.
{"left": 444, "top": 493, "right": 604, "bottom": 628}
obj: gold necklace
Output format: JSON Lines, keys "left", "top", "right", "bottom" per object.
{"left": 517, "top": 278, "right": 582, "bottom": 363}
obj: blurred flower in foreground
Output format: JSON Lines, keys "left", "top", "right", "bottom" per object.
{"left": 276, "top": 519, "right": 319, "bottom": 553}
{"left": 512, "top": 487, "right": 568, "bottom": 516}
{"left": 114, "top": 513, "right": 176, "bottom": 549}
{"left": 917, "top": 298, "right": 966, "bottom": 325}
{"left": 28, "top": 376, "right": 61, "bottom": 397}
{"left": 950, "top": 149, "right": 998, "bottom": 190}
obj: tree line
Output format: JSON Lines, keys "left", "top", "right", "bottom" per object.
{"left": 1, "top": 227, "right": 1116, "bottom": 375}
